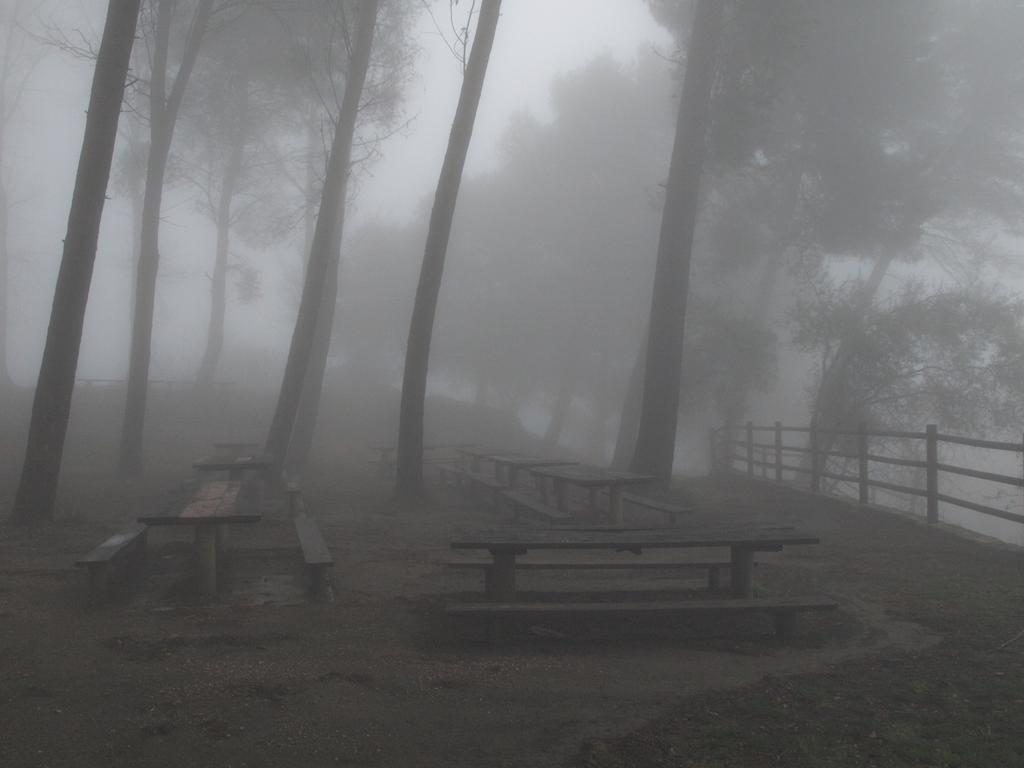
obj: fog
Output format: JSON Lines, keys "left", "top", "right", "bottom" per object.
{"left": 8, "top": 4, "right": 1024, "bottom": 765}
{"left": 3, "top": 0, "right": 1024, "bottom": 542}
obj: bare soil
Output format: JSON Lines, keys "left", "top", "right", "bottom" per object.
{"left": 1, "top": 387, "right": 1021, "bottom": 767}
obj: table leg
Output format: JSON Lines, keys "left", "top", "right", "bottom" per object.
{"left": 489, "top": 550, "right": 517, "bottom": 602}
{"left": 608, "top": 487, "right": 623, "bottom": 525}
{"left": 196, "top": 526, "right": 218, "bottom": 597}
{"left": 731, "top": 546, "right": 755, "bottom": 598}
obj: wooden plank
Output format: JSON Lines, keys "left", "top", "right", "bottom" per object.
{"left": 934, "top": 462, "right": 1024, "bottom": 488}
{"left": 295, "top": 515, "right": 333, "bottom": 565}
{"left": 528, "top": 465, "right": 657, "bottom": 487}
{"left": 935, "top": 433, "right": 1022, "bottom": 452}
{"left": 620, "top": 493, "right": 692, "bottom": 516}
{"left": 464, "top": 470, "right": 504, "bottom": 491}
{"left": 498, "top": 490, "right": 572, "bottom": 522}
{"left": 75, "top": 524, "right": 147, "bottom": 565}
{"left": 451, "top": 529, "right": 819, "bottom": 552}
{"left": 449, "top": 559, "right": 732, "bottom": 571}
{"left": 446, "top": 597, "right": 838, "bottom": 615}
{"left": 138, "top": 481, "right": 260, "bottom": 525}
{"left": 935, "top": 493, "right": 1024, "bottom": 526}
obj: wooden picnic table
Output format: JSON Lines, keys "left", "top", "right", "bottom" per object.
{"left": 488, "top": 455, "right": 578, "bottom": 489}
{"left": 527, "top": 465, "right": 657, "bottom": 523}
{"left": 212, "top": 441, "right": 260, "bottom": 458}
{"left": 451, "top": 527, "right": 819, "bottom": 601}
{"left": 138, "top": 480, "right": 261, "bottom": 596}
{"left": 192, "top": 453, "right": 275, "bottom": 480}
{"left": 454, "top": 446, "right": 522, "bottom": 473}
{"left": 369, "top": 443, "right": 476, "bottom": 476}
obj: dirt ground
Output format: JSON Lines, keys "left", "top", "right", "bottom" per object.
{"left": 1, "top": 387, "right": 1023, "bottom": 767}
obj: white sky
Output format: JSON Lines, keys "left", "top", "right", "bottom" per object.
{"left": 358, "top": 0, "right": 672, "bottom": 223}
{"left": 3, "top": 0, "right": 672, "bottom": 381}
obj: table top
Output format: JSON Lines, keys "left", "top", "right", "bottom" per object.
{"left": 489, "top": 456, "right": 578, "bottom": 469}
{"left": 139, "top": 480, "right": 261, "bottom": 526}
{"left": 451, "top": 527, "right": 818, "bottom": 552}
{"left": 455, "top": 446, "right": 521, "bottom": 460}
{"left": 527, "top": 464, "right": 658, "bottom": 487}
{"left": 192, "top": 454, "right": 275, "bottom": 471}
{"left": 368, "top": 443, "right": 477, "bottom": 453}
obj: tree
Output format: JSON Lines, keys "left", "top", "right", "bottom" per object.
{"left": 395, "top": 0, "right": 503, "bottom": 498}
{"left": 284, "top": 0, "right": 415, "bottom": 475}
{"left": 263, "top": 0, "right": 381, "bottom": 480}
{"left": 118, "top": 0, "right": 217, "bottom": 476}
{"left": 0, "top": 0, "right": 45, "bottom": 388}
{"left": 630, "top": 0, "right": 724, "bottom": 481}
{"left": 11, "top": 0, "right": 142, "bottom": 523}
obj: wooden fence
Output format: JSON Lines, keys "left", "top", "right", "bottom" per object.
{"left": 710, "top": 422, "right": 1024, "bottom": 527}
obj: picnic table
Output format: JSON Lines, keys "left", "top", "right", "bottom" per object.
{"left": 527, "top": 465, "right": 657, "bottom": 523}
{"left": 138, "top": 480, "right": 261, "bottom": 596}
{"left": 211, "top": 441, "right": 260, "bottom": 458}
{"left": 450, "top": 527, "right": 819, "bottom": 601}
{"left": 192, "top": 453, "right": 275, "bottom": 480}
{"left": 488, "top": 455, "right": 578, "bottom": 488}
{"left": 369, "top": 443, "right": 475, "bottom": 476}
{"left": 454, "top": 445, "right": 521, "bottom": 473}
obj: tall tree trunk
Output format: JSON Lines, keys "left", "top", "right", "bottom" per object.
{"left": 630, "top": 0, "right": 723, "bottom": 482}
{"left": 395, "top": 0, "right": 502, "bottom": 498}
{"left": 0, "top": 7, "right": 13, "bottom": 389}
{"left": 11, "top": 0, "right": 142, "bottom": 523}
{"left": 0, "top": 169, "right": 9, "bottom": 388}
{"left": 264, "top": 0, "right": 379, "bottom": 479}
{"left": 611, "top": 341, "right": 645, "bottom": 468}
{"left": 128, "top": 172, "right": 142, "bottom": 353}
{"left": 195, "top": 86, "right": 248, "bottom": 390}
{"left": 118, "top": 0, "right": 214, "bottom": 476}
{"left": 282, "top": 115, "right": 329, "bottom": 476}
{"left": 285, "top": 253, "right": 338, "bottom": 476}
{"left": 544, "top": 361, "right": 577, "bottom": 447}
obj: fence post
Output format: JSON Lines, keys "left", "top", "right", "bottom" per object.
{"left": 746, "top": 421, "right": 754, "bottom": 477}
{"left": 707, "top": 428, "right": 718, "bottom": 476}
{"left": 774, "top": 421, "right": 783, "bottom": 483}
{"left": 858, "top": 421, "right": 869, "bottom": 505}
{"left": 808, "top": 426, "right": 818, "bottom": 492}
{"left": 926, "top": 424, "right": 938, "bottom": 524}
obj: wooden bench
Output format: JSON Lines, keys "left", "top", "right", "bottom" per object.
{"left": 461, "top": 470, "right": 504, "bottom": 504}
{"left": 447, "top": 596, "right": 837, "bottom": 640}
{"left": 620, "top": 493, "right": 693, "bottom": 526}
{"left": 75, "top": 525, "right": 148, "bottom": 603}
{"left": 450, "top": 558, "right": 733, "bottom": 591}
{"left": 294, "top": 514, "right": 333, "bottom": 598}
{"left": 497, "top": 490, "right": 572, "bottom": 524}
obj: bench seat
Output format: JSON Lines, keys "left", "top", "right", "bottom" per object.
{"left": 620, "top": 493, "right": 693, "bottom": 525}
{"left": 447, "top": 596, "right": 837, "bottom": 639}
{"left": 75, "top": 524, "right": 148, "bottom": 603}
{"left": 497, "top": 490, "right": 572, "bottom": 523}
{"left": 449, "top": 558, "right": 732, "bottom": 590}
{"left": 458, "top": 470, "right": 504, "bottom": 505}
{"left": 294, "top": 514, "right": 333, "bottom": 597}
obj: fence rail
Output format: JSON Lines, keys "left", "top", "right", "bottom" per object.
{"left": 710, "top": 421, "right": 1024, "bottom": 527}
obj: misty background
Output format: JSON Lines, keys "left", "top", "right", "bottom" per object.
{"left": 3, "top": 0, "right": 1024, "bottom": 541}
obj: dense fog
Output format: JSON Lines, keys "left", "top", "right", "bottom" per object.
{"left": 2, "top": 0, "right": 1024, "bottom": 539}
